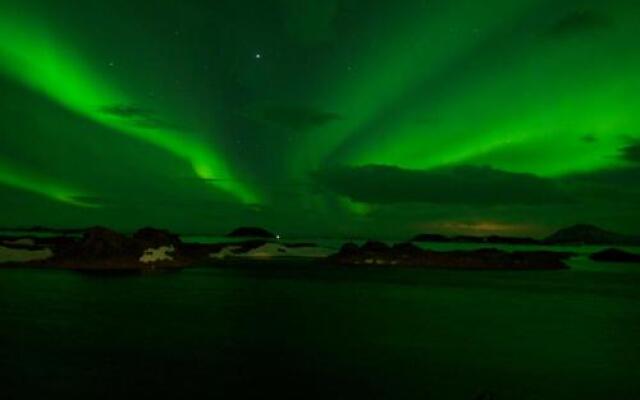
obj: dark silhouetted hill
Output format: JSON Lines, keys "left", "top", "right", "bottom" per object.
{"left": 544, "top": 224, "right": 640, "bottom": 245}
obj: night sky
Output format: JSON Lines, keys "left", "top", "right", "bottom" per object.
{"left": 1, "top": 0, "right": 639, "bottom": 238}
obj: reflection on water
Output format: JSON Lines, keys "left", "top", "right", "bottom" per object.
{"left": 1, "top": 252, "right": 640, "bottom": 399}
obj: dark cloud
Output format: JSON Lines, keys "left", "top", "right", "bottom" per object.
{"left": 100, "top": 104, "right": 174, "bottom": 129}
{"left": 564, "top": 166, "right": 640, "bottom": 188}
{"left": 565, "top": 167, "right": 640, "bottom": 185}
{"left": 559, "top": 166, "right": 640, "bottom": 204}
{"left": 101, "top": 105, "right": 153, "bottom": 118}
{"left": 313, "top": 165, "right": 573, "bottom": 206}
{"left": 249, "top": 105, "right": 342, "bottom": 130}
{"left": 581, "top": 134, "right": 598, "bottom": 143}
{"left": 548, "top": 10, "right": 612, "bottom": 37}
{"left": 621, "top": 142, "right": 640, "bottom": 163}
{"left": 129, "top": 117, "right": 175, "bottom": 130}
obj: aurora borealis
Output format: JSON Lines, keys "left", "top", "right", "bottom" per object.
{"left": 1, "top": 0, "right": 639, "bottom": 237}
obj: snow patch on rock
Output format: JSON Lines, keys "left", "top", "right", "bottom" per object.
{"left": 210, "top": 243, "right": 334, "bottom": 259}
{"left": 210, "top": 246, "right": 242, "bottom": 259}
{"left": 0, "top": 245, "right": 53, "bottom": 263}
{"left": 240, "top": 243, "right": 288, "bottom": 258}
{"left": 139, "top": 246, "right": 175, "bottom": 263}
{"left": 2, "top": 238, "right": 36, "bottom": 246}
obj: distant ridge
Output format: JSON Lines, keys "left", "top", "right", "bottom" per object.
{"left": 411, "top": 233, "right": 539, "bottom": 245}
{"left": 543, "top": 224, "right": 640, "bottom": 245}
{"left": 0, "top": 226, "right": 88, "bottom": 235}
{"left": 411, "top": 224, "right": 640, "bottom": 246}
{"left": 226, "top": 227, "right": 276, "bottom": 239}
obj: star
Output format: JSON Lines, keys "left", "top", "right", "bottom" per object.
{"left": 255, "top": 53, "right": 262, "bottom": 60}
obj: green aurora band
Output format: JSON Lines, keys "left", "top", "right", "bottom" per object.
{"left": 330, "top": 5, "right": 639, "bottom": 176}
{"left": 0, "top": 10, "right": 259, "bottom": 205}
{"left": 292, "top": 0, "right": 540, "bottom": 174}
{"left": 0, "top": 158, "right": 95, "bottom": 207}
{"left": 295, "top": 0, "right": 639, "bottom": 177}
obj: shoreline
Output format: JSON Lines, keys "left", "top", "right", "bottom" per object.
{"left": 1, "top": 226, "right": 639, "bottom": 272}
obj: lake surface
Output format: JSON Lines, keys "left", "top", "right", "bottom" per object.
{"left": 1, "top": 253, "right": 640, "bottom": 399}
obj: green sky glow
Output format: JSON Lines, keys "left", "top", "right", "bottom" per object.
{"left": 0, "top": 159, "right": 96, "bottom": 207}
{"left": 0, "top": 0, "right": 639, "bottom": 237}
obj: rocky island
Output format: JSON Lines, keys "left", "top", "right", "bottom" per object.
{"left": 0, "top": 226, "right": 609, "bottom": 271}
{"left": 589, "top": 248, "right": 640, "bottom": 263}
{"left": 0, "top": 227, "right": 329, "bottom": 270}
{"left": 329, "top": 241, "right": 572, "bottom": 270}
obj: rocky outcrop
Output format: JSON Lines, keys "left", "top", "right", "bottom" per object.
{"left": 329, "top": 241, "right": 571, "bottom": 270}
{"left": 64, "top": 227, "right": 135, "bottom": 259}
{"left": 48, "top": 227, "right": 187, "bottom": 270}
{"left": 133, "top": 227, "right": 182, "bottom": 248}
{"left": 590, "top": 248, "right": 640, "bottom": 263}
{"left": 180, "top": 240, "right": 269, "bottom": 263}
{"left": 209, "top": 242, "right": 331, "bottom": 259}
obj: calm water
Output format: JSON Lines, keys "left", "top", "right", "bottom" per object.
{"left": 1, "top": 254, "right": 640, "bottom": 399}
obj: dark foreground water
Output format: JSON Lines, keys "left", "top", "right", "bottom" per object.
{"left": 1, "top": 257, "right": 640, "bottom": 399}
